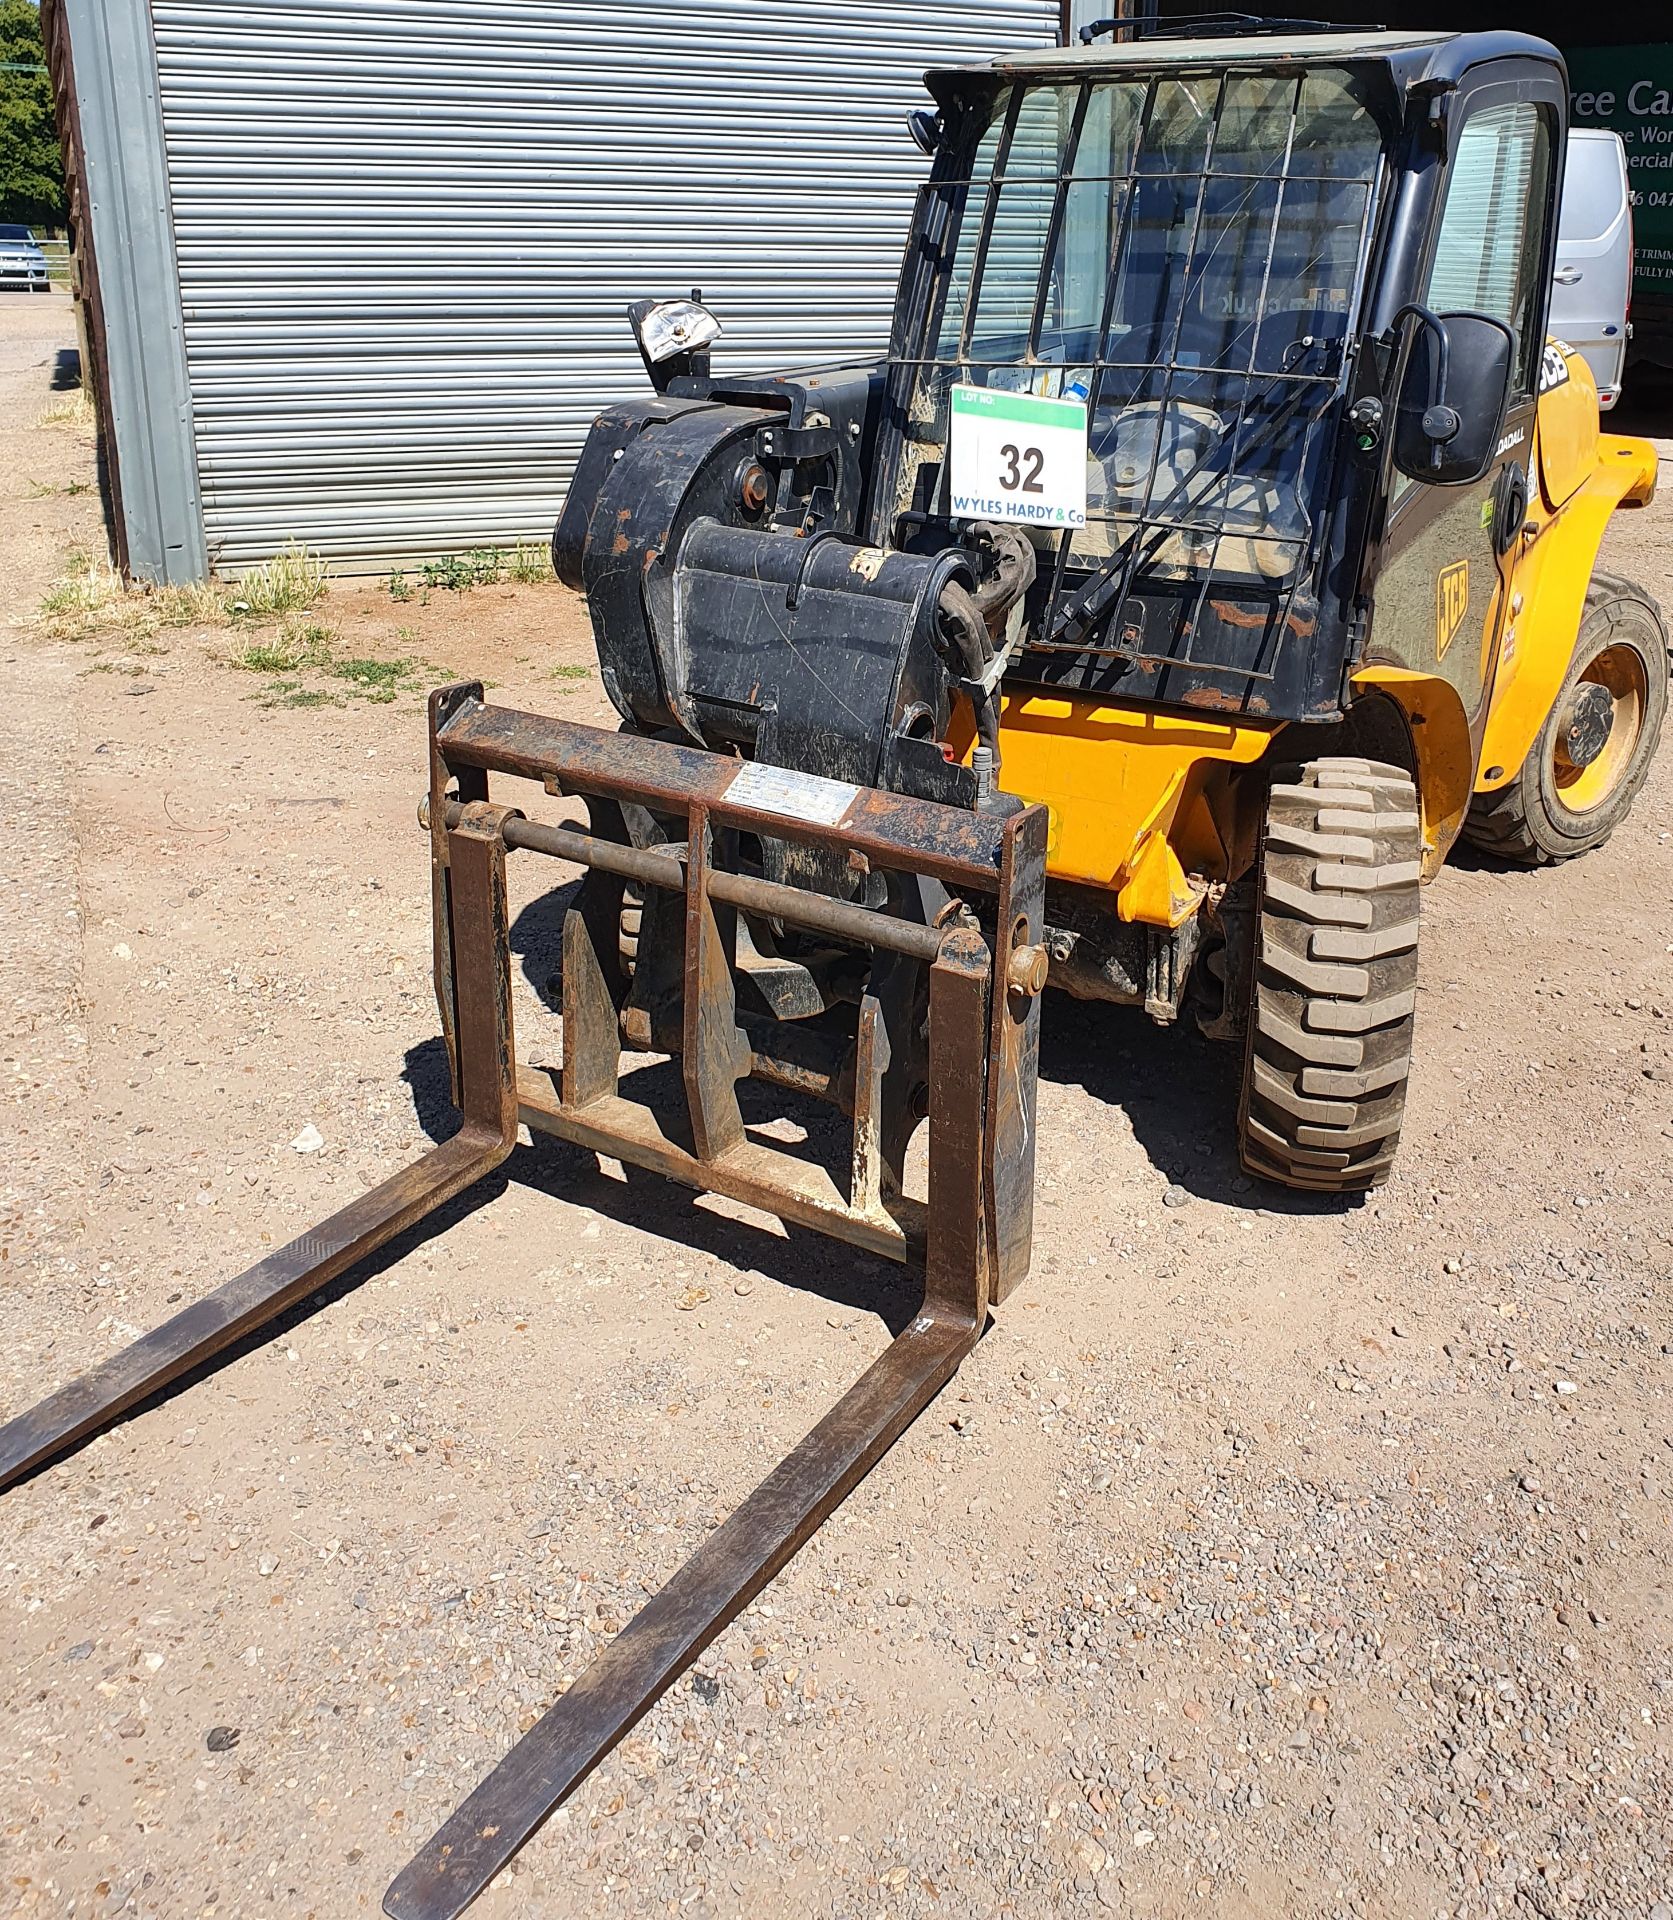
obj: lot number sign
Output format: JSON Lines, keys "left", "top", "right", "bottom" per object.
{"left": 948, "top": 384, "right": 1087, "bottom": 529}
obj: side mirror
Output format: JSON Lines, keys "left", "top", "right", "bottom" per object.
{"left": 1390, "top": 306, "right": 1515, "bottom": 486}
{"left": 627, "top": 295, "right": 722, "bottom": 393}
{"left": 907, "top": 109, "right": 943, "bottom": 155}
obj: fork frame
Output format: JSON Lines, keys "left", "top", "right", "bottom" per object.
{"left": 0, "top": 682, "right": 1047, "bottom": 1920}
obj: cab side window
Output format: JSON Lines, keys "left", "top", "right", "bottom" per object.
{"left": 1424, "top": 101, "right": 1553, "bottom": 394}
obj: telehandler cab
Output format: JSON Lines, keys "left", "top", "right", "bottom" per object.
{"left": 1, "top": 24, "right": 1664, "bottom": 1919}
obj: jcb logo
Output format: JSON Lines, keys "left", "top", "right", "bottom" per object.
{"left": 1436, "top": 560, "right": 1469, "bottom": 661}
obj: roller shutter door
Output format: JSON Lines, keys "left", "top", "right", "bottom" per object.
{"left": 148, "top": 0, "right": 1062, "bottom": 571}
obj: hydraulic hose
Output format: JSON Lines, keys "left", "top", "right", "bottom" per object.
{"left": 937, "top": 579, "right": 994, "bottom": 677}
{"left": 937, "top": 579, "right": 1002, "bottom": 762}
{"left": 935, "top": 525, "right": 1038, "bottom": 773}
{"left": 968, "top": 522, "right": 1037, "bottom": 636}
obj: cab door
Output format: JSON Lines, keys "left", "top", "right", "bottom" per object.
{"left": 1366, "top": 72, "right": 1562, "bottom": 762}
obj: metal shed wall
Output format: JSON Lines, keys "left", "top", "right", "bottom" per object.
{"left": 147, "top": 0, "right": 1063, "bottom": 573}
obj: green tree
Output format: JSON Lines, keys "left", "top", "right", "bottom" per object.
{"left": 0, "top": 0, "right": 64, "bottom": 228}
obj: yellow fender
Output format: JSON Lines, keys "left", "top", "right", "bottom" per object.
{"left": 1475, "top": 430, "right": 1658, "bottom": 796}
{"left": 1348, "top": 663, "right": 1475, "bottom": 878}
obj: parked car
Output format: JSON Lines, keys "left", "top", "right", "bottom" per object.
{"left": 1551, "top": 130, "right": 1632, "bottom": 409}
{"left": 0, "top": 225, "right": 51, "bottom": 294}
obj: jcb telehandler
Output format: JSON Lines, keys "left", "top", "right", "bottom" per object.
{"left": 2, "top": 24, "right": 1665, "bottom": 1919}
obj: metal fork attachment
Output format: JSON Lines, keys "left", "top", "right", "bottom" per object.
{"left": 389, "top": 683, "right": 1046, "bottom": 1916}
{"left": 0, "top": 680, "right": 1046, "bottom": 1920}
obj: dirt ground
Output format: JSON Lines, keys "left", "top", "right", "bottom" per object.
{"left": 2, "top": 290, "right": 1670, "bottom": 1920}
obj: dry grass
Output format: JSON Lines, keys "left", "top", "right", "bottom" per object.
{"left": 37, "top": 388, "right": 96, "bottom": 431}
{"left": 36, "top": 556, "right": 125, "bottom": 635}
{"left": 226, "top": 542, "right": 328, "bottom": 618}
{"left": 38, "top": 555, "right": 220, "bottom": 642}
{"left": 36, "top": 543, "right": 328, "bottom": 642}
{"left": 37, "top": 541, "right": 435, "bottom": 706}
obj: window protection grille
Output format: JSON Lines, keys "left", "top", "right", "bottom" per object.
{"left": 891, "top": 67, "right": 1384, "bottom": 685}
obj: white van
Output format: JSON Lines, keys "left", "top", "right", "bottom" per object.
{"left": 1551, "top": 128, "right": 1632, "bottom": 409}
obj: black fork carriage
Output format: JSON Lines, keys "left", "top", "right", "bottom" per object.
{"left": 0, "top": 682, "right": 1048, "bottom": 1919}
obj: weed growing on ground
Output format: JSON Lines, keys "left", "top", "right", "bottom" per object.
{"left": 420, "top": 548, "right": 509, "bottom": 591}
{"left": 326, "top": 654, "right": 426, "bottom": 702}
{"left": 549, "top": 663, "right": 591, "bottom": 681}
{"left": 230, "top": 618, "right": 435, "bottom": 708}
{"left": 227, "top": 542, "right": 328, "bottom": 618}
{"left": 508, "top": 541, "right": 551, "bottom": 584}
{"left": 231, "top": 621, "right": 335, "bottom": 674}
{"left": 261, "top": 682, "right": 341, "bottom": 709}
{"left": 389, "top": 546, "right": 546, "bottom": 600}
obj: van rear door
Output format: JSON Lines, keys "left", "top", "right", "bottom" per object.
{"left": 1550, "top": 129, "right": 1632, "bottom": 408}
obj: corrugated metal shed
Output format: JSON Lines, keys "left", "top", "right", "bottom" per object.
{"left": 143, "top": 0, "right": 1064, "bottom": 572}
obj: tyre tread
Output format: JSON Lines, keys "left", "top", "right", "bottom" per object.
{"left": 1238, "top": 758, "right": 1420, "bottom": 1194}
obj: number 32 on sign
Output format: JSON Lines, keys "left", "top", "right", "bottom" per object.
{"left": 948, "top": 384, "right": 1087, "bottom": 528}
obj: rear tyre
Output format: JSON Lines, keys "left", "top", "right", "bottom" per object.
{"left": 1237, "top": 758, "right": 1421, "bottom": 1195}
{"left": 1463, "top": 571, "right": 1668, "bottom": 864}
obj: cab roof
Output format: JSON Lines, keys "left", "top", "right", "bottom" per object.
{"left": 930, "top": 28, "right": 1563, "bottom": 91}
{"left": 995, "top": 28, "right": 1448, "bottom": 68}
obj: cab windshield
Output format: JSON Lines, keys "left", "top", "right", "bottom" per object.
{"left": 893, "top": 66, "right": 1385, "bottom": 667}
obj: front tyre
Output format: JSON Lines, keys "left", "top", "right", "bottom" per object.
{"left": 1464, "top": 571, "right": 1668, "bottom": 864}
{"left": 1238, "top": 758, "right": 1421, "bottom": 1194}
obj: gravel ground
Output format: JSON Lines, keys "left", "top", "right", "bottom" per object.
{"left": 1, "top": 294, "right": 1671, "bottom": 1920}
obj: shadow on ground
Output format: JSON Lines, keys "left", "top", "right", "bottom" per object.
{"left": 403, "top": 1032, "right": 918, "bottom": 1334}
{"left": 1039, "top": 990, "right": 1359, "bottom": 1216}
{"left": 509, "top": 875, "right": 580, "bottom": 1012}
{"left": 38, "top": 864, "right": 1378, "bottom": 1491}
{"left": 483, "top": 876, "right": 1361, "bottom": 1228}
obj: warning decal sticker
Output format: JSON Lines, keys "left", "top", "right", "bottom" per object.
{"left": 724, "top": 760, "right": 860, "bottom": 828}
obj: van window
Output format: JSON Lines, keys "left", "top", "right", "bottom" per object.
{"left": 1559, "top": 136, "right": 1624, "bottom": 245}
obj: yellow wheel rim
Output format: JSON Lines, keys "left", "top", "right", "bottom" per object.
{"left": 1551, "top": 642, "right": 1648, "bottom": 816}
